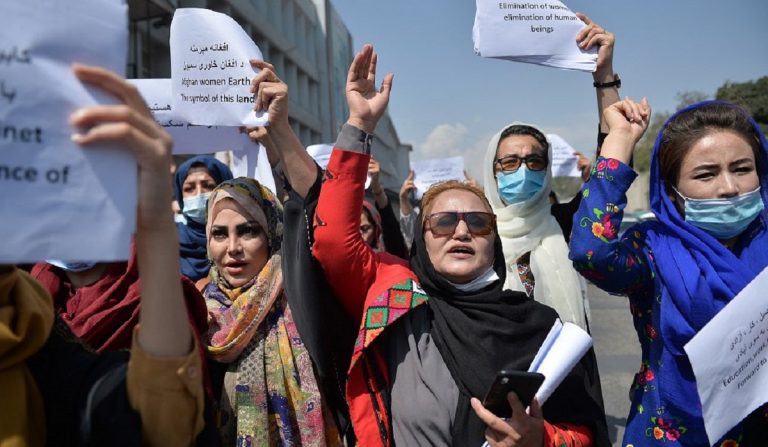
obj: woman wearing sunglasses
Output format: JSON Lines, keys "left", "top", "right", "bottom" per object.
{"left": 310, "top": 44, "right": 608, "bottom": 447}
{"left": 480, "top": 13, "right": 617, "bottom": 332}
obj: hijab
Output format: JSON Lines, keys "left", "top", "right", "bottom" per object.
{"left": 641, "top": 101, "right": 768, "bottom": 435}
{"left": 409, "top": 202, "right": 606, "bottom": 446}
{"left": 361, "top": 200, "right": 384, "bottom": 251}
{"left": 0, "top": 266, "right": 53, "bottom": 447}
{"left": 174, "top": 155, "right": 233, "bottom": 282}
{"left": 481, "top": 122, "right": 587, "bottom": 330}
{"left": 30, "top": 243, "right": 208, "bottom": 353}
{"left": 202, "top": 177, "right": 284, "bottom": 362}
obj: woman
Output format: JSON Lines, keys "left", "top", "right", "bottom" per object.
{"left": 310, "top": 44, "right": 608, "bottom": 447}
{"left": 174, "top": 155, "right": 234, "bottom": 282}
{"left": 201, "top": 177, "right": 340, "bottom": 446}
{"left": 479, "top": 13, "right": 615, "bottom": 332}
{"left": 2, "top": 64, "right": 205, "bottom": 446}
{"left": 570, "top": 98, "right": 768, "bottom": 444}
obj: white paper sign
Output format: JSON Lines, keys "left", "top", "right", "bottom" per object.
{"left": 528, "top": 319, "right": 593, "bottom": 405}
{"left": 473, "top": 0, "right": 596, "bottom": 72}
{"left": 0, "top": 0, "right": 134, "bottom": 263}
{"left": 307, "top": 143, "right": 371, "bottom": 189}
{"left": 547, "top": 133, "right": 581, "bottom": 178}
{"left": 170, "top": 8, "right": 267, "bottom": 127}
{"left": 685, "top": 267, "right": 768, "bottom": 446}
{"left": 410, "top": 156, "right": 466, "bottom": 200}
{"left": 231, "top": 144, "right": 277, "bottom": 196}
{"left": 129, "top": 78, "right": 246, "bottom": 155}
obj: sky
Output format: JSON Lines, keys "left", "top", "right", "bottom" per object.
{"left": 332, "top": 0, "right": 768, "bottom": 179}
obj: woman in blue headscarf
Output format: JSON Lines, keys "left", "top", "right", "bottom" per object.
{"left": 570, "top": 97, "right": 768, "bottom": 445}
{"left": 174, "top": 155, "right": 233, "bottom": 281}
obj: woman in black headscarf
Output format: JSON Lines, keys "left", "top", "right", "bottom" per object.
{"left": 308, "top": 44, "right": 609, "bottom": 447}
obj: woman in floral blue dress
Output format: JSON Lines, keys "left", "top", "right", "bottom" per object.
{"left": 570, "top": 97, "right": 768, "bottom": 446}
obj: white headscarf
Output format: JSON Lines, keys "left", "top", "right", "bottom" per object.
{"left": 482, "top": 122, "right": 587, "bottom": 330}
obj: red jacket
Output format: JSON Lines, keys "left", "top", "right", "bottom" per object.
{"left": 313, "top": 147, "right": 592, "bottom": 446}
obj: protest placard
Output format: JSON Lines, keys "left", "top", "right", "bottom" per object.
{"left": 307, "top": 143, "right": 372, "bottom": 189}
{"left": 410, "top": 156, "right": 466, "bottom": 200}
{"left": 0, "top": 0, "right": 134, "bottom": 263}
{"left": 170, "top": 8, "right": 268, "bottom": 127}
{"left": 129, "top": 78, "right": 247, "bottom": 155}
{"left": 685, "top": 267, "right": 768, "bottom": 445}
{"left": 547, "top": 133, "right": 581, "bottom": 178}
{"left": 473, "top": 0, "right": 596, "bottom": 71}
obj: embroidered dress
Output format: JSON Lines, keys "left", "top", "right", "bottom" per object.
{"left": 570, "top": 157, "right": 768, "bottom": 446}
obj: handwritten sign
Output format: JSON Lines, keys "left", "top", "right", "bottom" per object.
{"left": 170, "top": 8, "right": 268, "bottom": 127}
{"left": 473, "top": 0, "right": 596, "bottom": 71}
{"left": 547, "top": 133, "right": 581, "bottom": 178}
{"left": 0, "top": 0, "right": 134, "bottom": 263}
{"left": 685, "top": 267, "right": 768, "bottom": 445}
{"left": 129, "top": 78, "right": 247, "bottom": 155}
{"left": 410, "top": 156, "right": 466, "bottom": 200}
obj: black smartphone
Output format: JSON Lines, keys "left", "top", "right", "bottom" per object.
{"left": 482, "top": 370, "right": 545, "bottom": 419}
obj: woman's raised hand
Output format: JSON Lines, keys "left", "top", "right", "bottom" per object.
{"left": 346, "top": 44, "right": 394, "bottom": 134}
{"left": 604, "top": 97, "right": 652, "bottom": 144}
{"left": 575, "top": 13, "right": 615, "bottom": 77}
{"left": 70, "top": 64, "right": 173, "bottom": 230}
{"left": 250, "top": 60, "right": 289, "bottom": 131}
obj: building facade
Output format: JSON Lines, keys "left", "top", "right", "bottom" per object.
{"left": 127, "top": 0, "right": 410, "bottom": 195}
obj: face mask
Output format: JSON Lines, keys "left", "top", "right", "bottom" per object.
{"left": 47, "top": 260, "right": 98, "bottom": 272}
{"left": 496, "top": 167, "right": 546, "bottom": 205}
{"left": 182, "top": 192, "right": 212, "bottom": 224}
{"left": 675, "top": 186, "right": 765, "bottom": 239}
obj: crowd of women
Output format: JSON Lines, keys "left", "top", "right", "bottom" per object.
{"left": 2, "top": 11, "right": 767, "bottom": 447}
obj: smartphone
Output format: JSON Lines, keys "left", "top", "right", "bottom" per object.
{"left": 482, "top": 370, "right": 545, "bottom": 419}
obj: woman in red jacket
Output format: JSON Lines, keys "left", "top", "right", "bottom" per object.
{"left": 306, "top": 44, "right": 609, "bottom": 447}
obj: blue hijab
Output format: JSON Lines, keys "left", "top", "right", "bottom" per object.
{"left": 174, "top": 155, "right": 233, "bottom": 281}
{"left": 642, "top": 101, "right": 768, "bottom": 437}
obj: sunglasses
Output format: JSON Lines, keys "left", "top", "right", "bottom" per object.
{"left": 424, "top": 211, "right": 496, "bottom": 236}
{"left": 494, "top": 154, "right": 548, "bottom": 173}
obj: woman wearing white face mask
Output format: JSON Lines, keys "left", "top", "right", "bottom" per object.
{"left": 174, "top": 155, "right": 234, "bottom": 281}
{"left": 570, "top": 98, "right": 768, "bottom": 445}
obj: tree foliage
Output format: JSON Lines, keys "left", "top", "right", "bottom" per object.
{"left": 716, "top": 76, "right": 768, "bottom": 134}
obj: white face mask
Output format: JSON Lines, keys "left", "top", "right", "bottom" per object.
{"left": 182, "top": 192, "right": 212, "bottom": 224}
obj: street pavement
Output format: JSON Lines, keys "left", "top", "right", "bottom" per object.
{"left": 588, "top": 283, "right": 642, "bottom": 447}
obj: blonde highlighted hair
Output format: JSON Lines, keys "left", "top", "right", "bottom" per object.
{"left": 420, "top": 180, "right": 494, "bottom": 223}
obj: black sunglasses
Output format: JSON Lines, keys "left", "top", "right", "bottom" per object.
{"left": 424, "top": 211, "right": 496, "bottom": 236}
{"left": 494, "top": 154, "right": 548, "bottom": 173}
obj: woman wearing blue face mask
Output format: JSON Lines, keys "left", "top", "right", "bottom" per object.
{"left": 481, "top": 124, "right": 592, "bottom": 332}
{"left": 570, "top": 98, "right": 768, "bottom": 445}
{"left": 174, "top": 155, "right": 233, "bottom": 282}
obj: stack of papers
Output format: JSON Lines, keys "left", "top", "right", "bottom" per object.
{"left": 473, "top": 0, "right": 597, "bottom": 72}
{"left": 528, "top": 319, "right": 593, "bottom": 405}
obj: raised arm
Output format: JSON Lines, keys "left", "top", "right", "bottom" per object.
{"left": 569, "top": 98, "right": 656, "bottom": 295}
{"left": 576, "top": 13, "right": 620, "bottom": 135}
{"left": 312, "top": 44, "right": 395, "bottom": 319}
{"left": 249, "top": 60, "right": 317, "bottom": 198}
{"left": 71, "top": 64, "right": 203, "bottom": 445}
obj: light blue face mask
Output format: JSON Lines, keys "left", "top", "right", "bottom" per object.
{"left": 675, "top": 186, "right": 765, "bottom": 240}
{"left": 47, "top": 260, "right": 98, "bottom": 272}
{"left": 496, "top": 167, "right": 546, "bottom": 205}
{"left": 182, "top": 192, "right": 212, "bottom": 224}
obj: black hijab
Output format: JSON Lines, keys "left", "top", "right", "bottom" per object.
{"left": 410, "top": 208, "right": 609, "bottom": 446}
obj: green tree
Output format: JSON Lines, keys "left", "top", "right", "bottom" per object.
{"left": 633, "top": 91, "right": 708, "bottom": 172}
{"left": 716, "top": 76, "right": 768, "bottom": 134}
